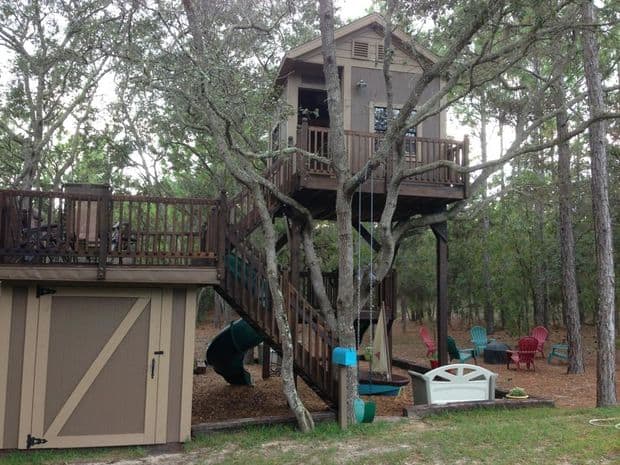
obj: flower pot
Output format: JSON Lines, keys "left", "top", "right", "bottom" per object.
{"left": 505, "top": 394, "right": 529, "bottom": 400}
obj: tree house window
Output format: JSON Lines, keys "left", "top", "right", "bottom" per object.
{"left": 352, "top": 41, "right": 370, "bottom": 59}
{"left": 373, "top": 106, "right": 417, "bottom": 155}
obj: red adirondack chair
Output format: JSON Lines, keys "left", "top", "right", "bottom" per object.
{"left": 419, "top": 326, "right": 436, "bottom": 357}
{"left": 530, "top": 326, "right": 549, "bottom": 358}
{"left": 507, "top": 337, "right": 538, "bottom": 370}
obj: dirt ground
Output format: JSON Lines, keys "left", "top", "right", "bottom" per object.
{"left": 192, "top": 320, "right": 620, "bottom": 423}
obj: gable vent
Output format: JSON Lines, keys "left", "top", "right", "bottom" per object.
{"left": 377, "top": 44, "right": 385, "bottom": 61}
{"left": 352, "top": 41, "right": 369, "bottom": 59}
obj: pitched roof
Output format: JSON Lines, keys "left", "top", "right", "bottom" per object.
{"left": 276, "top": 12, "right": 439, "bottom": 83}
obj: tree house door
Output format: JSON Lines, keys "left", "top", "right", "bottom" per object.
{"left": 18, "top": 287, "right": 171, "bottom": 449}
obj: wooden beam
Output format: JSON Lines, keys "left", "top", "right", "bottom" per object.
{"left": 261, "top": 343, "right": 271, "bottom": 380}
{"left": 288, "top": 221, "right": 302, "bottom": 289}
{"left": 352, "top": 220, "right": 381, "bottom": 252}
{"left": 191, "top": 411, "right": 335, "bottom": 435}
{"left": 431, "top": 221, "right": 449, "bottom": 365}
{"left": 275, "top": 233, "right": 288, "bottom": 252}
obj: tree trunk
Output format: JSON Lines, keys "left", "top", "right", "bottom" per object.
{"left": 480, "top": 101, "right": 494, "bottom": 333}
{"left": 581, "top": 0, "right": 617, "bottom": 406}
{"left": 318, "top": 0, "right": 357, "bottom": 425}
{"left": 554, "top": 79, "right": 585, "bottom": 374}
{"left": 255, "top": 187, "right": 315, "bottom": 431}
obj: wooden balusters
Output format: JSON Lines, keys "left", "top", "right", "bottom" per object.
{"left": 0, "top": 189, "right": 218, "bottom": 267}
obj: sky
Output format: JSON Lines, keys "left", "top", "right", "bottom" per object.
{"left": 338, "top": 0, "right": 374, "bottom": 20}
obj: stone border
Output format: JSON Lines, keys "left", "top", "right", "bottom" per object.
{"left": 403, "top": 396, "right": 554, "bottom": 418}
{"left": 191, "top": 412, "right": 335, "bottom": 435}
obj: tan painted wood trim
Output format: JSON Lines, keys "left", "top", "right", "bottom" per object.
{"left": 299, "top": 55, "right": 423, "bottom": 74}
{"left": 179, "top": 288, "right": 197, "bottom": 442}
{"left": 31, "top": 294, "right": 52, "bottom": 439}
{"left": 154, "top": 289, "right": 172, "bottom": 444}
{"left": 286, "top": 74, "right": 300, "bottom": 144}
{"left": 0, "top": 266, "right": 219, "bottom": 285}
{"left": 51, "top": 287, "right": 153, "bottom": 298}
{"left": 0, "top": 286, "right": 14, "bottom": 449}
{"left": 143, "top": 293, "right": 160, "bottom": 443}
{"left": 18, "top": 287, "right": 39, "bottom": 449}
{"left": 36, "top": 432, "right": 151, "bottom": 449}
{"left": 44, "top": 297, "right": 150, "bottom": 438}
{"left": 343, "top": 64, "right": 352, "bottom": 131}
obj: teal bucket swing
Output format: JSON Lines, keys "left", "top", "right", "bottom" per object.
{"left": 354, "top": 397, "right": 376, "bottom": 423}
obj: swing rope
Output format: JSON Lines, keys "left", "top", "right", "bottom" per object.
{"left": 368, "top": 167, "right": 374, "bottom": 384}
{"left": 356, "top": 166, "right": 375, "bottom": 391}
{"left": 356, "top": 186, "right": 362, "bottom": 351}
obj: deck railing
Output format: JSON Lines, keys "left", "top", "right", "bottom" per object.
{"left": 296, "top": 122, "right": 468, "bottom": 188}
{"left": 0, "top": 189, "right": 219, "bottom": 269}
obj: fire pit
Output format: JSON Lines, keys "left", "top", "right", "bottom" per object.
{"left": 483, "top": 342, "right": 511, "bottom": 364}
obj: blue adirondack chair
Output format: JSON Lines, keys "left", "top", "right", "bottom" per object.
{"left": 470, "top": 326, "right": 495, "bottom": 356}
{"left": 447, "top": 336, "right": 476, "bottom": 364}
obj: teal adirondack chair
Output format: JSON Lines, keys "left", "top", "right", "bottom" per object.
{"left": 470, "top": 326, "right": 495, "bottom": 356}
{"left": 447, "top": 336, "right": 476, "bottom": 364}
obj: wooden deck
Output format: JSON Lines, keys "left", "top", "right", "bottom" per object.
{"left": 0, "top": 189, "right": 220, "bottom": 284}
{"left": 269, "top": 124, "right": 468, "bottom": 220}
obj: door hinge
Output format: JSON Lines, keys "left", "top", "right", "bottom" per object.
{"left": 26, "top": 434, "right": 48, "bottom": 449}
{"left": 36, "top": 286, "right": 56, "bottom": 298}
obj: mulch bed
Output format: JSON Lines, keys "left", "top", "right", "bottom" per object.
{"left": 192, "top": 320, "right": 620, "bottom": 423}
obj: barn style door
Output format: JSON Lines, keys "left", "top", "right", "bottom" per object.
{"left": 18, "top": 287, "right": 172, "bottom": 449}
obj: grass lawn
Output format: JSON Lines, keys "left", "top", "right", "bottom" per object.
{"left": 1, "top": 407, "right": 618, "bottom": 465}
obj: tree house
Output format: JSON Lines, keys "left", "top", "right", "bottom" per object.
{"left": 0, "top": 14, "right": 466, "bottom": 450}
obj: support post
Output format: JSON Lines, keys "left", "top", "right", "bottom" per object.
{"left": 431, "top": 221, "right": 449, "bottom": 365}
{"left": 463, "top": 136, "right": 470, "bottom": 198}
{"left": 262, "top": 343, "right": 271, "bottom": 379}
{"left": 288, "top": 220, "right": 302, "bottom": 289}
{"left": 288, "top": 220, "right": 302, "bottom": 386}
{"left": 338, "top": 365, "right": 347, "bottom": 428}
{"left": 299, "top": 117, "right": 309, "bottom": 151}
{"left": 298, "top": 117, "right": 309, "bottom": 178}
{"left": 97, "top": 189, "right": 111, "bottom": 280}
{"left": 332, "top": 347, "right": 356, "bottom": 429}
{"left": 216, "top": 191, "right": 227, "bottom": 280}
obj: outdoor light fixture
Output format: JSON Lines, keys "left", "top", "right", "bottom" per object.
{"left": 356, "top": 79, "right": 368, "bottom": 88}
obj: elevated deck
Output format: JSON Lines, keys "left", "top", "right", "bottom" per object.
{"left": 0, "top": 189, "right": 220, "bottom": 284}
{"left": 273, "top": 125, "right": 468, "bottom": 220}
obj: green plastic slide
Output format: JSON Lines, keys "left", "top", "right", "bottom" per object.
{"left": 206, "top": 319, "right": 264, "bottom": 385}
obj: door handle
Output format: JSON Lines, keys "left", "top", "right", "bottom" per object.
{"left": 151, "top": 351, "right": 164, "bottom": 379}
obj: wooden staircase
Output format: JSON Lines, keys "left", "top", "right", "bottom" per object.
{"left": 213, "top": 183, "right": 339, "bottom": 406}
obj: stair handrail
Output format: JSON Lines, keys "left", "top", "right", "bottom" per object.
{"left": 221, "top": 226, "right": 338, "bottom": 401}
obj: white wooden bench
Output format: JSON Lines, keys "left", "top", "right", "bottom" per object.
{"left": 408, "top": 364, "right": 497, "bottom": 405}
